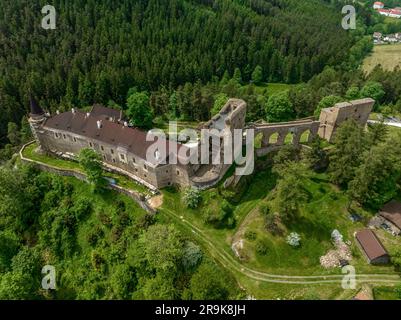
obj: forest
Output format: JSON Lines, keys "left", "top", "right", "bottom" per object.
{"left": 0, "top": 0, "right": 355, "bottom": 145}
{"left": 0, "top": 162, "right": 241, "bottom": 299}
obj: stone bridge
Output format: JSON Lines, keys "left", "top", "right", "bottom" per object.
{"left": 249, "top": 118, "right": 320, "bottom": 157}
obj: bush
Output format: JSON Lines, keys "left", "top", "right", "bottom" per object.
{"left": 286, "top": 232, "right": 301, "bottom": 247}
{"left": 264, "top": 213, "right": 284, "bottom": 236}
{"left": 255, "top": 240, "right": 268, "bottom": 255}
{"left": 259, "top": 203, "right": 270, "bottom": 216}
{"left": 244, "top": 231, "right": 257, "bottom": 241}
{"left": 183, "top": 187, "right": 202, "bottom": 209}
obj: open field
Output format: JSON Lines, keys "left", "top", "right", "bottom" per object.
{"left": 240, "top": 82, "right": 294, "bottom": 95}
{"left": 362, "top": 44, "right": 401, "bottom": 74}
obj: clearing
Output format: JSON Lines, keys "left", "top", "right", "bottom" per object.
{"left": 362, "top": 44, "right": 401, "bottom": 74}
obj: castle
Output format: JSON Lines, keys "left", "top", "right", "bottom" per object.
{"left": 29, "top": 97, "right": 374, "bottom": 190}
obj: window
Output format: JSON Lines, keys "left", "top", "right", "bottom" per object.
{"left": 73, "top": 137, "right": 77, "bottom": 142}
{"left": 177, "top": 170, "right": 180, "bottom": 176}
{"left": 135, "top": 168, "right": 138, "bottom": 172}
{"left": 63, "top": 134, "right": 66, "bottom": 139}
{"left": 144, "top": 164, "right": 147, "bottom": 170}
{"left": 119, "top": 154, "right": 125, "bottom": 161}
{"left": 103, "top": 155, "right": 106, "bottom": 160}
{"left": 111, "top": 149, "right": 114, "bottom": 154}
{"left": 112, "top": 159, "right": 116, "bottom": 163}
{"left": 89, "top": 142, "right": 93, "bottom": 148}
{"left": 132, "top": 157, "right": 136, "bottom": 163}
{"left": 55, "top": 133, "right": 59, "bottom": 138}
{"left": 101, "top": 146, "right": 104, "bottom": 151}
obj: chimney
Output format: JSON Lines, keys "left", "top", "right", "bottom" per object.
{"left": 97, "top": 120, "right": 102, "bottom": 129}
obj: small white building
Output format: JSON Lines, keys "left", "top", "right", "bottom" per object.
{"left": 373, "top": 1, "right": 385, "bottom": 9}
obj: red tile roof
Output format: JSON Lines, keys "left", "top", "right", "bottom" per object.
{"left": 43, "top": 108, "right": 188, "bottom": 165}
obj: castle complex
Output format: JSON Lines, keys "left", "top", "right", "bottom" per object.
{"left": 29, "top": 97, "right": 374, "bottom": 190}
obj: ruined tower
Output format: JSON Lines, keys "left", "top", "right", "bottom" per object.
{"left": 318, "top": 98, "right": 375, "bottom": 143}
{"left": 28, "top": 96, "right": 46, "bottom": 146}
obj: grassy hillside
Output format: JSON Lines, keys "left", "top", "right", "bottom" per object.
{"left": 363, "top": 44, "right": 401, "bottom": 73}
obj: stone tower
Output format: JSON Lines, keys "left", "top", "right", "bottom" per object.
{"left": 28, "top": 96, "right": 46, "bottom": 146}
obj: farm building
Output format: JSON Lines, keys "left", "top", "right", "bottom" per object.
{"left": 379, "top": 200, "right": 401, "bottom": 235}
{"left": 355, "top": 229, "right": 389, "bottom": 265}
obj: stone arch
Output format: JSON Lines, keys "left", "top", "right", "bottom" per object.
{"left": 284, "top": 132, "right": 294, "bottom": 145}
{"left": 254, "top": 132, "right": 264, "bottom": 149}
{"left": 269, "top": 132, "right": 279, "bottom": 144}
{"left": 300, "top": 129, "right": 312, "bottom": 144}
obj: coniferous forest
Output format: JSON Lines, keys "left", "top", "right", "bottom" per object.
{"left": 0, "top": 0, "right": 354, "bottom": 144}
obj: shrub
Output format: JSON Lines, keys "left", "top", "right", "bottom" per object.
{"left": 259, "top": 203, "right": 270, "bottom": 216}
{"left": 183, "top": 187, "right": 202, "bottom": 209}
{"left": 264, "top": 213, "right": 284, "bottom": 236}
{"left": 244, "top": 231, "right": 257, "bottom": 241}
{"left": 256, "top": 240, "right": 268, "bottom": 255}
{"left": 286, "top": 232, "right": 301, "bottom": 247}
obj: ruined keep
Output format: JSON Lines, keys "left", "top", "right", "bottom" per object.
{"left": 318, "top": 98, "right": 375, "bottom": 142}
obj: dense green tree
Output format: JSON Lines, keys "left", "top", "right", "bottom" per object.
{"left": 211, "top": 93, "right": 229, "bottom": 116}
{"left": 251, "top": 66, "right": 263, "bottom": 85}
{"left": 0, "top": 272, "right": 37, "bottom": 300}
{"left": 345, "top": 86, "right": 360, "bottom": 100}
{"left": 126, "top": 91, "right": 153, "bottom": 129}
{"left": 272, "top": 162, "right": 309, "bottom": 221}
{"left": 314, "top": 95, "right": 343, "bottom": 118}
{"left": 360, "top": 81, "right": 385, "bottom": 107}
{"left": 265, "top": 91, "right": 295, "bottom": 122}
{"left": 7, "top": 122, "right": 20, "bottom": 146}
{"left": 349, "top": 134, "right": 401, "bottom": 209}
{"left": 189, "top": 262, "right": 229, "bottom": 300}
{"left": 328, "top": 120, "right": 368, "bottom": 186}
{"left": 78, "top": 148, "right": 105, "bottom": 191}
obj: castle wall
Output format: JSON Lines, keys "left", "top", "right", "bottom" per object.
{"left": 35, "top": 126, "right": 192, "bottom": 189}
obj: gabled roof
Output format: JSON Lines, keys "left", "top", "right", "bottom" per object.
{"left": 43, "top": 107, "right": 189, "bottom": 165}
{"left": 355, "top": 229, "right": 388, "bottom": 262}
{"left": 90, "top": 104, "right": 124, "bottom": 122}
{"left": 380, "top": 200, "right": 401, "bottom": 229}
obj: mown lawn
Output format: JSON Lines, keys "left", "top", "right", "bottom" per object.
{"left": 373, "top": 286, "right": 400, "bottom": 300}
{"left": 362, "top": 43, "right": 401, "bottom": 74}
{"left": 22, "top": 143, "right": 151, "bottom": 195}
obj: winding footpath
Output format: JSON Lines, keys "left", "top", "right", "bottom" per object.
{"left": 161, "top": 207, "right": 401, "bottom": 285}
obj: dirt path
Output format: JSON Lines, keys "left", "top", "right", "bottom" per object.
{"left": 161, "top": 207, "right": 401, "bottom": 285}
